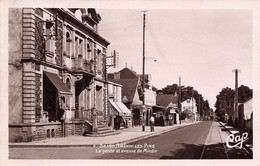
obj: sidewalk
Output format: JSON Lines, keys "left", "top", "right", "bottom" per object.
{"left": 218, "top": 121, "right": 253, "bottom": 153}
{"left": 9, "top": 122, "right": 199, "bottom": 148}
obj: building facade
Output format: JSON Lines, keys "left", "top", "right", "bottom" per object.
{"left": 107, "top": 81, "right": 132, "bottom": 129}
{"left": 140, "top": 74, "right": 157, "bottom": 126}
{"left": 156, "top": 93, "right": 180, "bottom": 126}
{"left": 108, "top": 68, "right": 157, "bottom": 127}
{"left": 9, "top": 8, "right": 110, "bottom": 142}
{"left": 238, "top": 98, "right": 253, "bottom": 132}
{"left": 108, "top": 68, "right": 143, "bottom": 126}
{"left": 181, "top": 98, "right": 198, "bottom": 122}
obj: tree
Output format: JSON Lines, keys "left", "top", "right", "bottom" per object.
{"left": 215, "top": 87, "right": 235, "bottom": 121}
{"left": 215, "top": 85, "right": 253, "bottom": 122}
{"left": 157, "top": 84, "right": 210, "bottom": 119}
{"left": 157, "top": 84, "right": 179, "bottom": 94}
{"left": 238, "top": 85, "right": 253, "bottom": 103}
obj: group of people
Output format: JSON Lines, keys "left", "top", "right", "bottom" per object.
{"left": 114, "top": 113, "right": 155, "bottom": 132}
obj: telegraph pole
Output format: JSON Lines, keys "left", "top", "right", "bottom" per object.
{"left": 142, "top": 11, "right": 146, "bottom": 95}
{"left": 178, "top": 76, "right": 182, "bottom": 112}
{"left": 141, "top": 11, "right": 147, "bottom": 132}
{"left": 178, "top": 76, "right": 181, "bottom": 124}
{"left": 232, "top": 69, "right": 240, "bottom": 126}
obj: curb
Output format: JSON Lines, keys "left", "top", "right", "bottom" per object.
{"left": 218, "top": 121, "right": 253, "bottom": 156}
{"left": 9, "top": 122, "right": 198, "bottom": 148}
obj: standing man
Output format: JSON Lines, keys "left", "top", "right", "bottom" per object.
{"left": 150, "top": 113, "right": 155, "bottom": 132}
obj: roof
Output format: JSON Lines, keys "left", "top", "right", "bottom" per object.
{"left": 108, "top": 79, "right": 139, "bottom": 103}
{"left": 108, "top": 68, "right": 139, "bottom": 80}
{"left": 156, "top": 94, "right": 178, "bottom": 107}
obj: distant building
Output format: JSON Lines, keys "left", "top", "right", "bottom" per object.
{"left": 238, "top": 98, "right": 253, "bottom": 132}
{"left": 107, "top": 81, "right": 132, "bottom": 129}
{"left": 9, "top": 8, "right": 110, "bottom": 142}
{"left": 181, "top": 98, "right": 198, "bottom": 122}
{"left": 139, "top": 74, "right": 157, "bottom": 126}
{"left": 156, "top": 93, "right": 180, "bottom": 126}
{"left": 108, "top": 67, "right": 157, "bottom": 127}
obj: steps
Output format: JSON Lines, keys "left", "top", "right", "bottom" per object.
{"left": 89, "top": 121, "right": 119, "bottom": 137}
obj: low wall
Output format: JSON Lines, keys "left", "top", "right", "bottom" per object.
{"left": 9, "top": 121, "right": 90, "bottom": 142}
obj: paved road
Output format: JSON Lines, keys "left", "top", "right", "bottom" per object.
{"left": 93, "top": 121, "right": 213, "bottom": 159}
{"left": 9, "top": 121, "right": 211, "bottom": 159}
{"left": 9, "top": 121, "right": 251, "bottom": 159}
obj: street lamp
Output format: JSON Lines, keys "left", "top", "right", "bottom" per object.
{"left": 145, "top": 57, "right": 157, "bottom": 62}
{"left": 140, "top": 104, "right": 147, "bottom": 131}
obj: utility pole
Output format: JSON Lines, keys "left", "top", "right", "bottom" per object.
{"left": 142, "top": 11, "right": 146, "bottom": 96}
{"left": 178, "top": 76, "right": 182, "bottom": 112}
{"left": 232, "top": 69, "right": 240, "bottom": 126}
{"left": 198, "top": 97, "right": 200, "bottom": 120}
{"left": 192, "top": 89, "right": 194, "bottom": 122}
{"left": 141, "top": 11, "right": 147, "bottom": 132}
{"left": 178, "top": 76, "right": 181, "bottom": 124}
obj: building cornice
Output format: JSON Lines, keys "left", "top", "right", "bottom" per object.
{"left": 46, "top": 8, "right": 110, "bottom": 47}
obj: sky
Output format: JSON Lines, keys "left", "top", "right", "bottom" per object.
{"left": 97, "top": 9, "right": 252, "bottom": 109}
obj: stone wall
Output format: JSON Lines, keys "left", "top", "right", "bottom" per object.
{"left": 8, "top": 8, "right": 23, "bottom": 123}
{"left": 9, "top": 123, "right": 63, "bottom": 142}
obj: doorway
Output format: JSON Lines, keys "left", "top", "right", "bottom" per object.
{"left": 43, "top": 73, "right": 58, "bottom": 122}
{"left": 132, "top": 108, "right": 140, "bottom": 126}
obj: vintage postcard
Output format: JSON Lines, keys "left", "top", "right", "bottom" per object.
{"left": 1, "top": 0, "right": 260, "bottom": 166}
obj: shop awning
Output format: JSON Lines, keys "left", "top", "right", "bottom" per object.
{"left": 115, "top": 102, "right": 131, "bottom": 116}
{"left": 44, "top": 71, "right": 72, "bottom": 95}
{"left": 109, "top": 99, "right": 131, "bottom": 116}
{"left": 109, "top": 99, "right": 123, "bottom": 116}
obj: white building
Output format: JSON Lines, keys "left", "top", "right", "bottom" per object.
{"left": 181, "top": 98, "right": 198, "bottom": 121}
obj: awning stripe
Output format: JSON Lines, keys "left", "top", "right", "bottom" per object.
{"left": 109, "top": 99, "right": 123, "bottom": 116}
{"left": 114, "top": 102, "right": 131, "bottom": 116}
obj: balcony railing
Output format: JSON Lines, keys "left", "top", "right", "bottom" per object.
{"left": 72, "top": 57, "right": 95, "bottom": 74}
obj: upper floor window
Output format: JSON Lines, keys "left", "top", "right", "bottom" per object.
{"left": 66, "top": 32, "right": 72, "bottom": 57}
{"left": 87, "top": 43, "right": 91, "bottom": 60}
{"left": 75, "top": 37, "right": 78, "bottom": 56}
{"left": 75, "top": 36, "right": 84, "bottom": 58}
{"left": 66, "top": 78, "right": 71, "bottom": 90}
{"left": 79, "top": 39, "right": 83, "bottom": 56}
{"left": 45, "top": 24, "right": 54, "bottom": 53}
{"left": 97, "top": 49, "right": 102, "bottom": 74}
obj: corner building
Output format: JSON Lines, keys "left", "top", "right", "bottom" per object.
{"left": 8, "top": 8, "right": 110, "bottom": 142}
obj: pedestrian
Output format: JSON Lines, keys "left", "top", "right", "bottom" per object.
{"left": 150, "top": 114, "right": 155, "bottom": 132}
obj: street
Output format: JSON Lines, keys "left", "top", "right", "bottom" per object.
{"left": 93, "top": 121, "right": 212, "bottom": 159}
{"left": 9, "top": 121, "right": 252, "bottom": 159}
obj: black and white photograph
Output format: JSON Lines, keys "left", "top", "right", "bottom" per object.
{"left": 1, "top": 0, "right": 260, "bottom": 165}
